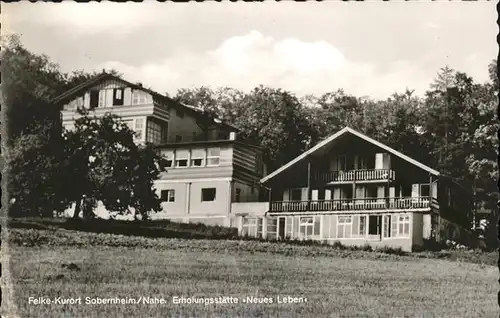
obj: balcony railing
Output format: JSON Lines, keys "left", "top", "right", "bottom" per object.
{"left": 313, "top": 169, "right": 395, "bottom": 183}
{"left": 269, "top": 196, "right": 435, "bottom": 213}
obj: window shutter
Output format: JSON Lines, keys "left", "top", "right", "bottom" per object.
{"left": 411, "top": 184, "right": 420, "bottom": 198}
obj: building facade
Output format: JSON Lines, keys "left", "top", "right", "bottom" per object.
{"left": 236, "top": 127, "right": 473, "bottom": 252}
{"left": 55, "top": 73, "right": 266, "bottom": 226}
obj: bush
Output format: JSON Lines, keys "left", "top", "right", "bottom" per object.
{"left": 360, "top": 243, "right": 373, "bottom": 252}
{"left": 375, "top": 246, "right": 406, "bottom": 256}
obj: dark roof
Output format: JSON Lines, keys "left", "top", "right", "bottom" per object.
{"left": 52, "top": 71, "right": 239, "bottom": 132}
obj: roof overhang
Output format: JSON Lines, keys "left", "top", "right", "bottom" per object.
{"left": 260, "top": 127, "right": 440, "bottom": 184}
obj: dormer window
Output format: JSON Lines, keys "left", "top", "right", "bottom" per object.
{"left": 132, "top": 90, "right": 147, "bottom": 105}
{"left": 113, "top": 88, "right": 124, "bottom": 106}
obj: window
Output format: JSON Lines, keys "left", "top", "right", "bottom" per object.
{"left": 324, "top": 215, "right": 335, "bottom": 238}
{"left": 342, "top": 186, "right": 353, "bottom": 200}
{"left": 242, "top": 218, "right": 258, "bottom": 237}
{"left": 99, "top": 91, "right": 106, "bottom": 107}
{"left": 299, "top": 217, "right": 314, "bottom": 238}
{"left": 357, "top": 156, "right": 367, "bottom": 170}
{"left": 337, "top": 215, "right": 352, "bottom": 238}
{"left": 398, "top": 214, "right": 410, "bottom": 236}
{"left": 190, "top": 149, "right": 205, "bottom": 167}
{"left": 290, "top": 188, "right": 302, "bottom": 201}
{"left": 202, "top": 188, "right": 216, "bottom": 202}
{"left": 132, "top": 90, "right": 147, "bottom": 105}
{"left": 383, "top": 215, "right": 391, "bottom": 238}
{"left": 338, "top": 155, "right": 347, "bottom": 171}
{"left": 401, "top": 185, "right": 411, "bottom": 197}
{"left": 391, "top": 215, "right": 398, "bottom": 237}
{"left": 207, "top": 147, "right": 220, "bottom": 166}
{"left": 90, "top": 90, "right": 99, "bottom": 109}
{"left": 366, "top": 186, "right": 377, "bottom": 198}
{"left": 146, "top": 119, "right": 166, "bottom": 144}
{"left": 359, "top": 215, "right": 366, "bottom": 236}
{"left": 266, "top": 218, "right": 278, "bottom": 239}
{"left": 175, "top": 150, "right": 189, "bottom": 168}
{"left": 285, "top": 216, "right": 293, "bottom": 238}
{"left": 176, "top": 109, "right": 185, "bottom": 118}
{"left": 175, "top": 135, "right": 183, "bottom": 143}
{"left": 257, "top": 218, "right": 263, "bottom": 237}
{"left": 113, "top": 88, "right": 124, "bottom": 106}
{"left": 420, "top": 184, "right": 430, "bottom": 197}
{"left": 76, "top": 96, "right": 84, "bottom": 108}
{"left": 164, "top": 152, "right": 174, "bottom": 168}
{"left": 160, "top": 189, "right": 175, "bottom": 202}
{"left": 235, "top": 188, "right": 241, "bottom": 202}
{"left": 299, "top": 216, "right": 320, "bottom": 239}
{"left": 135, "top": 118, "right": 144, "bottom": 130}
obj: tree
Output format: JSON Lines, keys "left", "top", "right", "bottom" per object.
{"left": 61, "top": 109, "right": 167, "bottom": 220}
{"left": 173, "top": 86, "right": 245, "bottom": 121}
{"left": 230, "top": 86, "right": 313, "bottom": 170}
{"left": 2, "top": 34, "right": 65, "bottom": 142}
{"left": 7, "top": 125, "right": 65, "bottom": 217}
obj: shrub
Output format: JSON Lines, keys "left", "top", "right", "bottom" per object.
{"left": 376, "top": 246, "right": 406, "bottom": 256}
{"left": 332, "top": 241, "right": 347, "bottom": 250}
{"left": 360, "top": 243, "right": 373, "bottom": 252}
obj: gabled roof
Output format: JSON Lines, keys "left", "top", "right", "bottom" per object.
{"left": 261, "top": 127, "right": 440, "bottom": 184}
{"left": 52, "top": 72, "right": 239, "bottom": 132}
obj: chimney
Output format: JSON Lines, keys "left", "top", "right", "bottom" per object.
{"left": 229, "top": 131, "right": 237, "bottom": 140}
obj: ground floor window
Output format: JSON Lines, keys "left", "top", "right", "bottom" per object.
{"left": 257, "top": 218, "right": 263, "bottom": 237}
{"left": 160, "top": 189, "right": 175, "bottom": 202}
{"left": 337, "top": 215, "right": 353, "bottom": 238}
{"left": 201, "top": 188, "right": 216, "bottom": 202}
{"left": 285, "top": 216, "right": 293, "bottom": 238}
{"left": 383, "top": 215, "right": 391, "bottom": 238}
{"left": 398, "top": 214, "right": 411, "bottom": 236}
{"left": 383, "top": 213, "right": 411, "bottom": 238}
{"left": 267, "top": 218, "right": 278, "bottom": 239}
{"left": 299, "top": 216, "right": 320, "bottom": 239}
{"left": 242, "top": 218, "right": 258, "bottom": 237}
{"left": 359, "top": 215, "right": 367, "bottom": 236}
{"left": 299, "top": 217, "right": 314, "bottom": 238}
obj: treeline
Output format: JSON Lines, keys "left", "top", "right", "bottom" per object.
{"left": 3, "top": 35, "right": 498, "bottom": 241}
{"left": 172, "top": 66, "right": 498, "bottom": 209}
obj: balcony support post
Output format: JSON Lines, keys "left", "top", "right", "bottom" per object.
{"left": 385, "top": 177, "right": 390, "bottom": 209}
{"left": 268, "top": 188, "right": 273, "bottom": 211}
{"left": 352, "top": 171, "right": 356, "bottom": 205}
{"left": 307, "top": 159, "right": 312, "bottom": 211}
{"left": 429, "top": 173, "right": 433, "bottom": 209}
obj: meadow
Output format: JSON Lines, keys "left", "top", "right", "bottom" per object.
{"left": 7, "top": 226, "right": 499, "bottom": 318}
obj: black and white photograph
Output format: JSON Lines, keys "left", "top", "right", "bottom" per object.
{"left": 1, "top": 1, "right": 498, "bottom": 317}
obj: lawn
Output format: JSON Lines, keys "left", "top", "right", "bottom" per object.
{"left": 7, "top": 227, "right": 499, "bottom": 317}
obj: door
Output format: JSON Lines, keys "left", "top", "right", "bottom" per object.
{"left": 368, "top": 215, "right": 382, "bottom": 240}
{"left": 278, "top": 217, "right": 286, "bottom": 239}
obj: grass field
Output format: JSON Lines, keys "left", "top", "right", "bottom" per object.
{"left": 7, "top": 227, "right": 499, "bottom": 317}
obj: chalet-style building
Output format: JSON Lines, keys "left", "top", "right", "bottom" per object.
{"left": 237, "top": 127, "right": 473, "bottom": 252}
{"left": 54, "top": 72, "right": 267, "bottom": 227}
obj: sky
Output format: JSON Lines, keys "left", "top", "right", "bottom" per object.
{"left": 3, "top": 2, "right": 497, "bottom": 100}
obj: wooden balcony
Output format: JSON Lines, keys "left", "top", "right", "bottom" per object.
{"left": 269, "top": 196, "right": 435, "bottom": 213}
{"left": 313, "top": 169, "right": 395, "bottom": 184}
